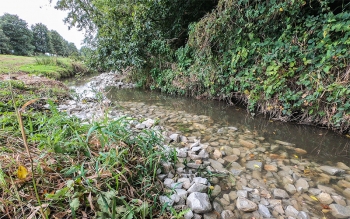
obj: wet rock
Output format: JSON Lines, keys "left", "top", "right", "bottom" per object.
{"left": 237, "top": 190, "right": 248, "bottom": 198}
{"left": 332, "top": 195, "right": 347, "bottom": 206}
{"left": 317, "top": 184, "right": 335, "bottom": 194}
{"left": 209, "top": 159, "right": 226, "bottom": 172}
{"left": 294, "top": 148, "right": 307, "bottom": 155}
{"left": 213, "top": 149, "right": 222, "bottom": 159}
{"left": 270, "top": 145, "right": 280, "bottom": 152}
{"left": 232, "top": 148, "right": 241, "bottom": 156}
{"left": 297, "top": 211, "right": 310, "bottom": 219}
{"left": 342, "top": 188, "right": 350, "bottom": 199}
{"left": 187, "top": 192, "right": 212, "bottom": 213}
{"left": 317, "top": 192, "right": 333, "bottom": 204}
{"left": 308, "top": 188, "right": 321, "bottom": 196}
{"left": 213, "top": 201, "right": 223, "bottom": 213}
{"left": 223, "top": 155, "right": 239, "bottom": 163}
{"left": 285, "top": 184, "right": 297, "bottom": 195}
{"left": 228, "top": 191, "right": 237, "bottom": 201}
{"left": 273, "top": 188, "right": 290, "bottom": 199}
{"left": 283, "top": 175, "right": 294, "bottom": 185}
{"left": 239, "top": 139, "right": 256, "bottom": 149}
{"left": 285, "top": 205, "right": 299, "bottom": 217}
{"left": 229, "top": 162, "right": 244, "bottom": 176}
{"left": 236, "top": 197, "right": 258, "bottom": 212}
{"left": 246, "top": 160, "right": 262, "bottom": 171}
{"left": 221, "top": 210, "right": 235, "bottom": 219}
{"left": 203, "top": 212, "right": 218, "bottom": 219}
{"left": 337, "top": 162, "right": 350, "bottom": 171}
{"left": 275, "top": 140, "right": 295, "bottom": 146}
{"left": 295, "top": 178, "right": 309, "bottom": 192}
{"left": 188, "top": 183, "right": 208, "bottom": 193}
{"left": 329, "top": 204, "right": 350, "bottom": 218}
{"left": 258, "top": 204, "right": 272, "bottom": 218}
{"left": 319, "top": 166, "right": 345, "bottom": 175}
{"left": 337, "top": 180, "right": 350, "bottom": 188}
{"left": 264, "top": 164, "right": 278, "bottom": 172}
{"left": 211, "top": 185, "right": 221, "bottom": 197}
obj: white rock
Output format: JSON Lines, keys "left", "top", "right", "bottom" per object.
{"left": 159, "top": 195, "right": 174, "bottom": 206}
{"left": 188, "top": 182, "right": 208, "bottom": 193}
{"left": 221, "top": 210, "right": 235, "bottom": 219}
{"left": 193, "top": 177, "right": 208, "bottom": 185}
{"left": 187, "top": 192, "right": 212, "bottom": 213}
{"left": 236, "top": 197, "right": 258, "bottom": 212}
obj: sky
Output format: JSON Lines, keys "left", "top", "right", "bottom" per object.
{"left": 0, "top": 0, "right": 85, "bottom": 49}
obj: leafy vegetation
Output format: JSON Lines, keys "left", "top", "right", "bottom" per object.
{"left": 0, "top": 79, "right": 178, "bottom": 218}
{"left": 0, "top": 13, "right": 78, "bottom": 56}
{"left": 56, "top": 0, "right": 350, "bottom": 133}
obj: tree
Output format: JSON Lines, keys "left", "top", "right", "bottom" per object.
{"left": 0, "top": 13, "right": 34, "bottom": 55}
{"left": 31, "top": 23, "right": 53, "bottom": 54}
{"left": 54, "top": 0, "right": 217, "bottom": 69}
{"left": 0, "top": 29, "right": 10, "bottom": 54}
{"left": 67, "top": 42, "right": 79, "bottom": 56}
{"left": 50, "top": 30, "right": 66, "bottom": 56}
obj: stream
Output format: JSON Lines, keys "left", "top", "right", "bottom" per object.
{"left": 64, "top": 73, "right": 350, "bottom": 219}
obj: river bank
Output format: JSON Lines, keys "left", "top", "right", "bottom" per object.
{"left": 1, "top": 72, "right": 350, "bottom": 218}
{"left": 62, "top": 72, "right": 350, "bottom": 219}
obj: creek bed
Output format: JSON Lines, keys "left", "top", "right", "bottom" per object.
{"left": 65, "top": 73, "right": 350, "bottom": 219}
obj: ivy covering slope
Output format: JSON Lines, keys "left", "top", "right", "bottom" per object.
{"left": 153, "top": 0, "right": 350, "bottom": 133}
{"left": 56, "top": 0, "right": 350, "bottom": 133}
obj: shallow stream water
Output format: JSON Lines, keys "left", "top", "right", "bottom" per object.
{"left": 104, "top": 87, "right": 349, "bottom": 165}
{"left": 66, "top": 74, "right": 350, "bottom": 218}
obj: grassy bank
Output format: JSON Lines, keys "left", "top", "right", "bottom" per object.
{"left": 0, "top": 55, "right": 89, "bottom": 79}
{"left": 0, "top": 79, "right": 177, "bottom": 218}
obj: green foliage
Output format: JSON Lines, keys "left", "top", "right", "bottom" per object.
{"left": 57, "top": 0, "right": 350, "bottom": 132}
{"left": 31, "top": 23, "right": 54, "bottom": 54}
{"left": 50, "top": 30, "right": 67, "bottom": 56}
{"left": 0, "top": 13, "right": 34, "bottom": 56}
{"left": 0, "top": 29, "right": 10, "bottom": 54}
{"left": 55, "top": 0, "right": 217, "bottom": 70}
{"left": 154, "top": 0, "right": 350, "bottom": 132}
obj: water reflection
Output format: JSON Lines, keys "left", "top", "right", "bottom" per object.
{"left": 106, "top": 87, "right": 350, "bottom": 165}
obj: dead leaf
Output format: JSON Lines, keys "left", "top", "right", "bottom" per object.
{"left": 88, "top": 192, "right": 95, "bottom": 212}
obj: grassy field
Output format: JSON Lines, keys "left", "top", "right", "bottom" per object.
{"left": 0, "top": 54, "right": 89, "bottom": 78}
{"left": 0, "top": 55, "right": 36, "bottom": 73}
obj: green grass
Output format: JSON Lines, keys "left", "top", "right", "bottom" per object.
{"left": 0, "top": 55, "right": 90, "bottom": 78}
{"left": 0, "top": 79, "right": 179, "bottom": 218}
{"left": 0, "top": 55, "right": 36, "bottom": 73}
{"left": 0, "top": 100, "right": 177, "bottom": 218}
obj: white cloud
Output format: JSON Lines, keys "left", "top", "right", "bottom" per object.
{"left": 0, "top": 0, "right": 85, "bottom": 49}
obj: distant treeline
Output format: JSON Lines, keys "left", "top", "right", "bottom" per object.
{"left": 0, "top": 13, "right": 78, "bottom": 56}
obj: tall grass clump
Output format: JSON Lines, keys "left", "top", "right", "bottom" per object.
{"left": 1, "top": 94, "right": 177, "bottom": 218}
